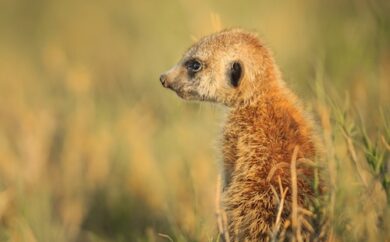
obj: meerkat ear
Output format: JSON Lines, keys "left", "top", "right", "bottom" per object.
{"left": 229, "top": 61, "right": 242, "bottom": 88}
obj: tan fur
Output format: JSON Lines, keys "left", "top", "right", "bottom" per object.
{"left": 160, "top": 28, "right": 320, "bottom": 241}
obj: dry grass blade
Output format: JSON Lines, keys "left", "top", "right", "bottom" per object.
{"left": 215, "top": 174, "right": 230, "bottom": 242}
{"left": 291, "top": 145, "right": 300, "bottom": 241}
{"left": 279, "top": 220, "right": 291, "bottom": 240}
{"left": 300, "top": 216, "right": 314, "bottom": 234}
{"left": 381, "top": 135, "right": 390, "bottom": 151}
{"left": 270, "top": 185, "right": 280, "bottom": 204}
{"left": 270, "top": 176, "right": 288, "bottom": 241}
{"left": 267, "top": 162, "right": 290, "bottom": 182}
{"left": 215, "top": 174, "right": 224, "bottom": 235}
{"left": 210, "top": 12, "right": 223, "bottom": 32}
{"left": 222, "top": 211, "right": 230, "bottom": 242}
{"left": 342, "top": 130, "right": 368, "bottom": 187}
{"left": 158, "top": 233, "right": 174, "bottom": 242}
{"left": 297, "top": 207, "right": 313, "bottom": 217}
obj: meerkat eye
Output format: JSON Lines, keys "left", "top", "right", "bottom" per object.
{"left": 185, "top": 59, "right": 202, "bottom": 73}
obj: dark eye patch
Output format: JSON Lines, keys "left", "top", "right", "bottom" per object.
{"left": 185, "top": 59, "right": 202, "bottom": 77}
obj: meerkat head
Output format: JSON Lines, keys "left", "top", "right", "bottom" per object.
{"left": 160, "top": 28, "right": 279, "bottom": 106}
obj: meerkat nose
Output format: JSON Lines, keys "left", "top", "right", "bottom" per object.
{"left": 160, "top": 74, "right": 168, "bottom": 87}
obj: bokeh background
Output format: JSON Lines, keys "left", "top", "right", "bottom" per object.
{"left": 0, "top": 0, "right": 389, "bottom": 241}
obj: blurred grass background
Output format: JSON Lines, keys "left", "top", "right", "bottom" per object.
{"left": 0, "top": 0, "right": 389, "bottom": 241}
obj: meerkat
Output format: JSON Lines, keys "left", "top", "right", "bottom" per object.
{"left": 160, "top": 28, "right": 321, "bottom": 241}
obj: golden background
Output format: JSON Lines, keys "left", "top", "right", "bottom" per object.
{"left": 0, "top": 0, "right": 389, "bottom": 241}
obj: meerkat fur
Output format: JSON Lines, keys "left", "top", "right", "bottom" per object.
{"left": 160, "top": 28, "right": 321, "bottom": 241}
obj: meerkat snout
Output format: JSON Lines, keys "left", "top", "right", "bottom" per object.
{"left": 160, "top": 57, "right": 208, "bottom": 101}
{"left": 159, "top": 74, "right": 167, "bottom": 87}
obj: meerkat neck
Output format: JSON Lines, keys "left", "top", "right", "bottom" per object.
{"left": 234, "top": 77, "right": 287, "bottom": 108}
{"left": 231, "top": 80, "right": 316, "bottom": 157}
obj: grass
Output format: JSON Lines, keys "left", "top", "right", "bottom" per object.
{"left": 0, "top": 0, "right": 389, "bottom": 241}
